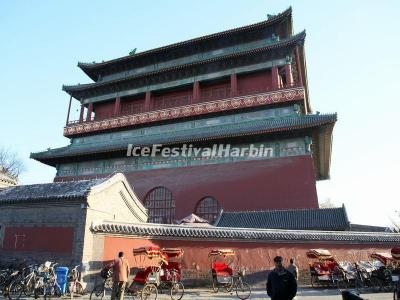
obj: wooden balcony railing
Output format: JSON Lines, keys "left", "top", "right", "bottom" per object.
{"left": 64, "top": 84, "right": 305, "bottom": 137}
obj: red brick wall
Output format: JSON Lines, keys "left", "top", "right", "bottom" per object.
{"left": 2, "top": 227, "right": 74, "bottom": 254}
{"left": 102, "top": 236, "right": 395, "bottom": 275}
{"left": 56, "top": 155, "right": 318, "bottom": 219}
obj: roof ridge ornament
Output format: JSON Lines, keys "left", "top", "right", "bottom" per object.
{"left": 129, "top": 48, "right": 137, "bottom": 56}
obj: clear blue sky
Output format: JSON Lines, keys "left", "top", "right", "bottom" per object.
{"left": 1, "top": 1, "right": 399, "bottom": 226}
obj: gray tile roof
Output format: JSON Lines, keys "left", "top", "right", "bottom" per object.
{"left": 214, "top": 207, "right": 350, "bottom": 231}
{"left": 0, "top": 178, "right": 107, "bottom": 204}
{"left": 31, "top": 113, "right": 337, "bottom": 162}
{"left": 91, "top": 221, "right": 400, "bottom": 244}
{"left": 350, "top": 224, "right": 391, "bottom": 233}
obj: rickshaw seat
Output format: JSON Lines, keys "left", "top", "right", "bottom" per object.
{"left": 133, "top": 267, "right": 153, "bottom": 284}
{"left": 212, "top": 262, "right": 232, "bottom": 275}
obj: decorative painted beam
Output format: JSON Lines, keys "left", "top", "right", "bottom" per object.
{"left": 64, "top": 86, "right": 305, "bottom": 137}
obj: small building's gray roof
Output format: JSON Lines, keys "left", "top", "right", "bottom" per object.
{"left": 214, "top": 206, "right": 350, "bottom": 231}
{"left": 91, "top": 221, "right": 400, "bottom": 244}
{"left": 0, "top": 178, "right": 107, "bottom": 204}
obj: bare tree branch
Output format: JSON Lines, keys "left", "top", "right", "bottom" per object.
{"left": 319, "top": 198, "right": 336, "bottom": 209}
{"left": 0, "top": 146, "right": 25, "bottom": 178}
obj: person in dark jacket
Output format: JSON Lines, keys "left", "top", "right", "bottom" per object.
{"left": 267, "top": 256, "right": 297, "bottom": 300}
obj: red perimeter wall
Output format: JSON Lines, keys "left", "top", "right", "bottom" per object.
{"left": 56, "top": 155, "right": 318, "bottom": 218}
{"left": 102, "top": 236, "right": 394, "bottom": 275}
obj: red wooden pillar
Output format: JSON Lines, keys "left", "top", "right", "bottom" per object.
{"left": 144, "top": 91, "right": 151, "bottom": 111}
{"left": 66, "top": 96, "right": 72, "bottom": 125}
{"left": 271, "top": 66, "right": 279, "bottom": 89}
{"left": 284, "top": 63, "right": 293, "bottom": 87}
{"left": 79, "top": 103, "right": 84, "bottom": 123}
{"left": 192, "top": 81, "right": 200, "bottom": 103}
{"left": 230, "top": 73, "right": 238, "bottom": 97}
{"left": 114, "top": 97, "right": 121, "bottom": 116}
{"left": 295, "top": 46, "right": 303, "bottom": 85}
{"left": 86, "top": 102, "right": 93, "bottom": 121}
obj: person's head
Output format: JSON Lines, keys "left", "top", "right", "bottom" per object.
{"left": 273, "top": 256, "right": 283, "bottom": 269}
{"left": 290, "top": 258, "right": 294, "bottom": 264}
{"left": 118, "top": 251, "right": 124, "bottom": 258}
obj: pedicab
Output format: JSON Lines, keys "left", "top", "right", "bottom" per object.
{"left": 208, "top": 249, "right": 251, "bottom": 299}
{"left": 159, "top": 248, "right": 185, "bottom": 300}
{"left": 368, "top": 251, "right": 395, "bottom": 292}
{"left": 391, "top": 247, "right": 400, "bottom": 299}
{"left": 126, "top": 246, "right": 167, "bottom": 300}
{"left": 209, "top": 249, "right": 235, "bottom": 292}
{"left": 307, "top": 249, "right": 346, "bottom": 288}
{"left": 127, "top": 246, "right": 184, "bottom": 300}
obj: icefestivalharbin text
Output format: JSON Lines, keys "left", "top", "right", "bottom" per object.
{"left": 126, "top": 143, "right": 274, "bottom": 158}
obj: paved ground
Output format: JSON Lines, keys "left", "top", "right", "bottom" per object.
{"left": 179, "top": 288, "right": 393, "bottom": 299}
{"left": 0, "top": 288, "right": 395, "bottom": 299}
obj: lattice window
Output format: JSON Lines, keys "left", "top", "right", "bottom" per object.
{"left": 195, "top": 197, "right": 221, "bottom": 223}
{"left": 121, "top": 102, "right": 144, "bottom": 115}
{"left": 144, "top": 187, "right": 175, "bottom": 224}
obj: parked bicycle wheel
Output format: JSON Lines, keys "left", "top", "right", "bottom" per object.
{"left": 67, "top": 281, "right": 84, "bottom": 298}
{"left": 235, "top": 281, "right": 251, "bottom": 300}
{"left": 211, "top": 277, "right": 219, "bottom": 293}
{"left": 90, "top": 284, "right": 106, "bottom": 300}
{"left": 24, "top": 277, "right": 36, "bottom": 297}
{"left": 170, "top": 282, "right": 184, "bottom": 300}
{"left": 8, "top": 281, "right": 24, "bottom": 300}
{"left": 44, "top": 282, "right": 62, "bottom": 300}
{"left": 225, "top": 277, "right": 234, "bottom": 292}
{"left": 141, "top": 283, "right": 157, "bottom": 300}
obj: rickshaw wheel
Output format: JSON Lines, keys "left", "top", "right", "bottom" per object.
{"left": 310, "top": 276, "right": 317, "bottom": 288}
{"left": 370, "top": 277, "right": 382, "bottom": 293}
{"left": 212, "top": 278, "right": 219, "bottom": 293}
{"left": 335, "top": 278, "right": 347, "bottom": 290}
{"left": 170, "top": 282, "right": 184, "bottom": 300}
{"left": 235, "top": 282, "right": 251, "bottom": 300}
{"left": 355, "top": 277, "right": 364, "bottom": 292}
{"left": 141, "top": 284, "right": 158, "bottom": 300}
{"left": 225, "top": 277, "right": 234, "bottom": 292}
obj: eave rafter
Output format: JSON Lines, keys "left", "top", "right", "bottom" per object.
{"left": 78, "top": 7, "right": 293, "bottom": 81}
{"left": 63, "top": 31, "right": 306, "bottom": 100}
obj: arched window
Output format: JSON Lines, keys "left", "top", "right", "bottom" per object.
{"left": 144, "top": 187, "right": 175, "bottom": 224}
{"left": 195, "top": 196, "right": 221, "bottom": 223}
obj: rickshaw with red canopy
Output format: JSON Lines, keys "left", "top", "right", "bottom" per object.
{"left": 209, "top": 249, "right": 235, "bottom": 292}
{"left": 208, "top": 249, "right": 251, "bottom": 299}
{"left": 127, "top": 246, "right": 165, "bottom": 300}
{"left": 368, "top": 251, "right": 399, "bottom": 292}
{"left": 127, "top": 246, "right": 184, "bottom": 300}
{"left": 307, "top": 249, "right": 346, "bottom": 288}
{"left": 160, "top": 248, "right": 184, "bottom": 300}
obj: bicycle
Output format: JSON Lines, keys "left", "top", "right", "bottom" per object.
{"left": 8, "top": 264, "right": 39, "bottom": 300}
{"left": 229, "top": 269, "right": 251, "bottom": 300}
{"left": 90, "top": 270, "right": 113, "bottom": 300}
{"left": 66, "top": 265, "right": 85, "bottom": 299}
{"left": 34, "top": 262, "right": 62, "bottom": 300}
